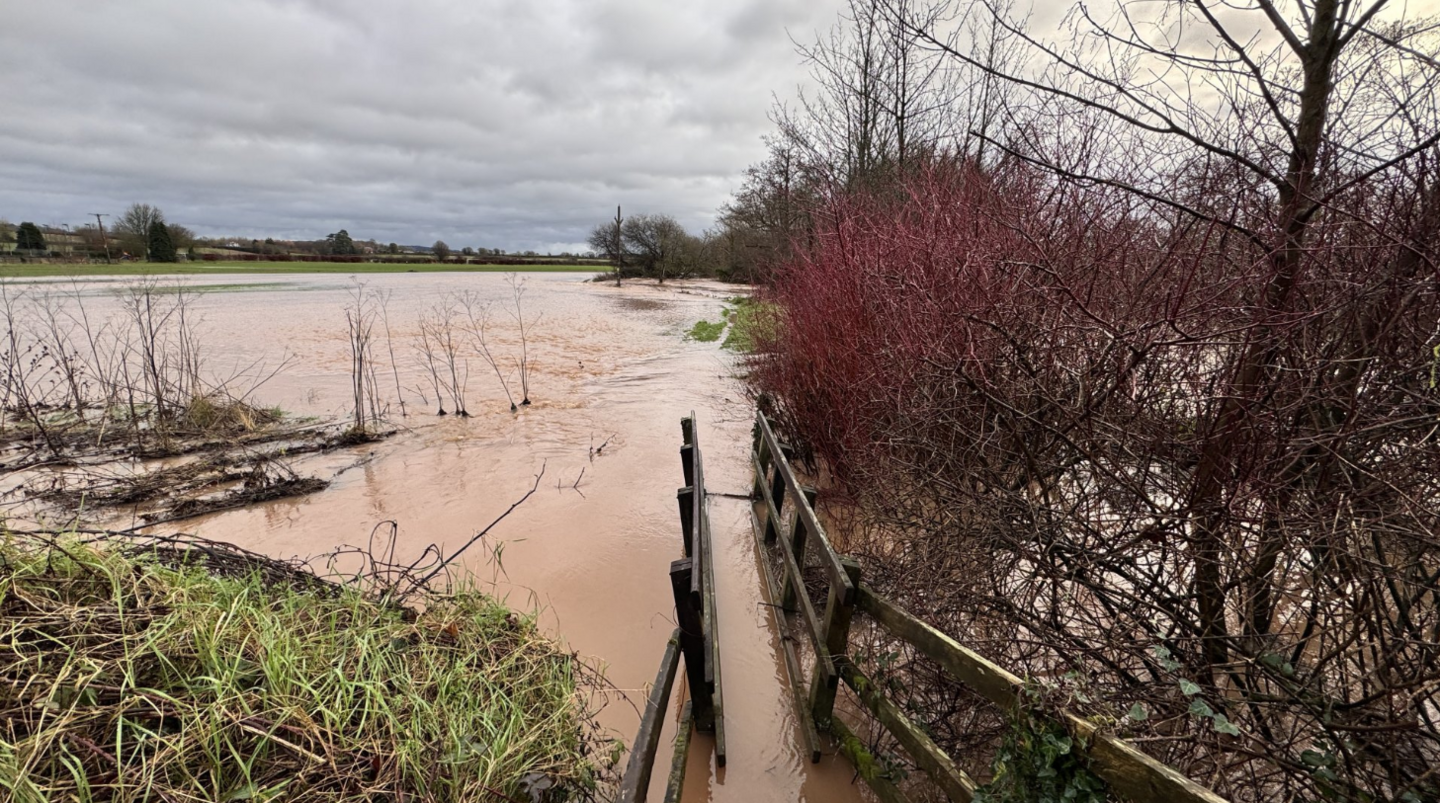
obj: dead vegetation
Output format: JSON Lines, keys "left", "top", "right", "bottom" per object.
{"left": 0, "top": 280, "right": 390, "bottom": 527}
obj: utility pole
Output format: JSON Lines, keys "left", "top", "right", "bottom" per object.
{"left": 613, "top": 205, "right": 623, "bottom": 287}
{"left": 91, "top": 213, "right": 111, "bottom": 263}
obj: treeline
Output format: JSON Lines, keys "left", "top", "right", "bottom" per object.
{"left": 583, "top": 200, "right": 809, "bottom": 284}
{"left": 741, "top": 1, "right": 1440, "bottom": 802}
{"left": 0, "top": 204, "right": 196, "bottom": 261}
{"left": 585, "top": 210, "right": 746, "bottom": 283}
{"left": 1, "top": 210, "right": 587, "bottom": 264}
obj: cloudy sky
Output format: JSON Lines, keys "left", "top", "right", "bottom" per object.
{"left": 0, "top": 0, "right": 850, "bottom": 251}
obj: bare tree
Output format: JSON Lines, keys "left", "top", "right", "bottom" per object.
{"left": 457, "top": 291, "right": 518, "bottom": 413}
{"left": 504, "top": 274, "right": 538, "bottom": 406}
{"left": 112, "top": 203, "right": 165, "bottom": 259}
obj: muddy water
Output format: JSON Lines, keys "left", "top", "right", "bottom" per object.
{"left": 46, "top": 273, "right": 869, "bottom": 802}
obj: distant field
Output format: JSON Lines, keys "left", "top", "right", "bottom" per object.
{"left": 0, "top": 261, "right": 603, "bottom": 278}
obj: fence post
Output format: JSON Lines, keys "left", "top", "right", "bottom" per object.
{"left": 763, "top": 457, "right": 789, "bottom": 544}
{"left": 752, "top": 422, "right": 771, "bottom": 504}
{"left": 671, "top": 558, "right": 714, "bottom": 732}
{"left": 618, "top": 629, "right": 682, "bottom": 803}
{"left": 680, "top": 443, "right": 695, "bottom": 488}
{"left": 676, "top": 487, "right": 695, "bottom": 556}
{"left": 811, "top": 556, "right": 862, "bottom": 730}
{"left": 781, "top": 487, "right": 818, "bottom": 610}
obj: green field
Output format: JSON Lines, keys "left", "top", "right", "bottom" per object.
{"left": 0, "top": 261, "right": 603, "bottom": 278}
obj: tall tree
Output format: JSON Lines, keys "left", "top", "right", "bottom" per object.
{"left": 781, "top": 0, "right": 968, "bottom": 187}
{"left": 114, "top": 204, "right": 164, "bottom": 258}
{"left": 147, "top": 221, "right": 177, "bottom": 262}
{"left": 16, "top": 222, "right": 46, "bottom": 252}
{"left": 621, "top": 213, "right": 692, "bottom": 283}
{"left": 325, "top": 230, "right": 358, "bottom": 255}
{"left": 167, "top": 223, "right": 196, "bottom": 255}
{"left": 432, "top": 241, "right": 451, "bottom": 262}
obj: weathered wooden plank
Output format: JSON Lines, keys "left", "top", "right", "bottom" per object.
{"left": 689, "top": 411, "right": 725, "bottom": 767}
{"left": 689, "top": 440, "right": 703, "bottom": 599}
{"left": 858, "top": 586, "right": 1230, "bottom": 803}
{"left": 676, "top": 487, "right": 694, "bottom": 557}
{"left": 748, "top": 504, "right": 823, "bottom": 763}
{"left": 859, "top": 586, "right": 1023, "bottom": 707}
{"left": 772, "top": 503, "right": 829, "bottom": 668}
{"left": 753, "top": 449, "right": 784, "bottom": 549}
{"left": 839, "top": 658, "right": 978, "bottom": 802}
{"left": 832, "top": 716, "right": 913, "bottom": 803}
{"left": 756, "top": 412, "right": 855, "bottom": 604}
{"left": 662, "top": 700, "right": 693, "bottom": 803}
{"left": 751, "top": 418, "right": 771, "bottom": 503}
{"left": 619, "top": 629, "right": 682, "bottom": 803}
{"left": 680, "top": 443, "right": 695, "bottom": 487}
{"left": 671, "top": 559, "right": 713, "bottom": 732}
{"left": 810, "top": 557, "right": 861, "bottom": 729}
{"left": 765, "top": 454, "right": 787, "bottom": 543}
{"left": 699, "top": 487, "right": 726, "bottom": 766}
{"left": 779, "top": 486, "right": 814, "bottom": 611}
{"left": 1069, "top": 717, "right": 1230, "bottom": 803}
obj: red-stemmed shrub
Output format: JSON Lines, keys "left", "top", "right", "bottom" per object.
{"left": 750, "top": 155, "right": 1440, "bottom": 801}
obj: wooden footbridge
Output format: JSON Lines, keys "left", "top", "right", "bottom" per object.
{"left": 618, "top": 411, "right": 1231, "bottom": 803}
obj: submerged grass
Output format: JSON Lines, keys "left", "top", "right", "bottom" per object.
{"left": 684, "top": 297, "right": 778, "bottom": 352}
{"left": 686, "top": 319, "right": 727, "bottom": 342}
{"left": 0, "top": 535, "right": 605, "bottom": 802}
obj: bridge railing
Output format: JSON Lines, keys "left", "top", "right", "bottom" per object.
{"left": 750, "top": 409, "right": 1230, "bottom": 803}
{"left": 620, "top": 412, "right": 725, "bottom": 803}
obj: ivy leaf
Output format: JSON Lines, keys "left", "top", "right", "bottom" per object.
{"left": 1188, "top": 698, "right": 1214, "bottom": 718}
{"left": 1127, "top": 703, "right": 1149, "bottom": 721}
{"left": 1153, "top": 644, "right": 1182, "bottom": 672}
{"left": 1211, "top": 713, "right": 1240, "bottom": 736}
{"left": 1178, "top": 679, "right": 1202, "bottom": 696}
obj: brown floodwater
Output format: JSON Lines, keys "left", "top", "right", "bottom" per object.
{"left": 13, "top": 272, "right": 872, "bottom": 802}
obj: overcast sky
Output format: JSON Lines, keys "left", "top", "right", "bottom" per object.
{"left": 0, "top": 0, "right": 850, "bottom": 251}
{"left": 7, "top": 1, "right": 1436, "bottom": 252}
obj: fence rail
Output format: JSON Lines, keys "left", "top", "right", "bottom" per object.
{"left": 620, "top": 413, "right": 725, "bottom": 803}
{"left": 749, "top": 409, "right": 1230, "bottom": 803}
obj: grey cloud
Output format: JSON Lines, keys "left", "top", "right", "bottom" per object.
{"left": 0, "top": 0, "right": 845, "bottom": 250}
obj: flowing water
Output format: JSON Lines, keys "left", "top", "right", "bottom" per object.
{"left": 14, "top": 272, "right": 870, "bottom": 802}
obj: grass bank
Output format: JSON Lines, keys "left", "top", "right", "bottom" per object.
{"left": 0, "top": 534, "right": 607, "bottom": 802}
{"left": 0, "top": 262, "right": 598, "bottom": 279}
{"left": 685, "top": 296, "right": 777, "bottom": 352}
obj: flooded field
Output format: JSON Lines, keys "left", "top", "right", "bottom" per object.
{"left": 2, "top": 272, "right": 869, "bottom": 803}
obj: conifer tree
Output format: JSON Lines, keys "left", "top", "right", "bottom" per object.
{"left": 147, "top": 220, "right": 178, "bottom": 262}
{"left": 16, "top": 222, "right": 46, "bottom": 252}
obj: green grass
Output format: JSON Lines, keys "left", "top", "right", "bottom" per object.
{"left": 687, "top": 319, "right": 727, "bottom": 342}
{"left": 686, "top": 297, "right": 777, "bottom": 350}
{"left": 0, "top": 261, "right": 599, "bottom": 278}
{"left": 142, "top": 281, "right": 293, "bottom": 294}
{"left": 0, "top": 535, "right": 606, "bottom": 802}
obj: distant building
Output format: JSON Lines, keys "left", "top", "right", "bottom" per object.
{"left": 0, "top": 226, "right": 92, "bottom": 255}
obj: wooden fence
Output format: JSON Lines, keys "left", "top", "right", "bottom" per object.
{"left": 749, "top": 409, "right": 1232, "bottom": 803}
{"left": 619, "top": 413, "right": 725, "bottom": 803}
